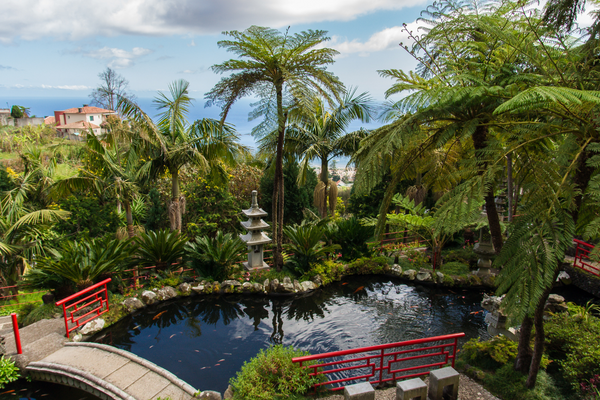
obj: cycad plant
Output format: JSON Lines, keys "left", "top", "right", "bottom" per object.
{"left": 23, "top": 236, "right": 135, "bottom": 296}
{"left": 283, "top": 224, "right": 340, "bottom": 274}
{"left": 135, "top": 229, "right": 187, "bottom": 271}
{"left": 185, "top": 231, "right": 246, "bottom": 281}
{"left": 326, "top": 217, "right": 374, "bottom": 261}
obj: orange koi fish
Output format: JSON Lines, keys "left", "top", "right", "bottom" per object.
{"left": 353, "top": 286, "right": 365, "bottom": 293}
{"left": 153, "top": 311, "right": 167, "bottom": 320}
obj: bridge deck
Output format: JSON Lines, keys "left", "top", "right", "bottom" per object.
{"left": 27, "top": 342, "right": 198, "bottom": 400}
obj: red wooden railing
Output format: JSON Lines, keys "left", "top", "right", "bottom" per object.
{"left": 292, "top": 332, "right": 465, "bottom": 392}
{"left": 573, "top": 239, "right": 600, "bottom": 277}
{"left": 55, "top": 278, "right": 111, "bottom": 338}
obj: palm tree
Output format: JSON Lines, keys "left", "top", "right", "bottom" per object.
{"left": 51, "top": 129, "right": 147, "bottom": 239}
{"left": 206, "top": 26, "right": 344, "bottom": 270}
{"left": 259, "top": 89, "right": 375, "bottom": 218}
{"left": 119, "top": 79, "right": 248, "bottom": 232}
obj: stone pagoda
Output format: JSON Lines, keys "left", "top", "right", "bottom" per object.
{"left": 240, "top": 190, "right": 272, "bottom": 270}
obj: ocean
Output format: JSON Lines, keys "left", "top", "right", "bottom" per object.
{"left": 2, "top": 96, "right": 378, "bottom": 166}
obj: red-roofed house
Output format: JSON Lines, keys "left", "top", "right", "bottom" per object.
{"left": 54, "top": 105, "right": 116, "bottom": 139}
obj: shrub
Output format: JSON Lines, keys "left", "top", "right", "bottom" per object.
{"left": 136, "top": 229, "right": 187, "bottom": 271}
{"left": 301, "top": 260, "right": 345, "bottom": 285}
{"left": 327, "top": 217, "right": 374, "bottom": 261}
{"left": 545, "top": 305, "right": 600, "bottom": 394}
{"left": 53, "top": 195, "right": 122, "bottom": 240}
{"left": 283, "top": 225, "right": 340, "bottom": 275}
{"left": 0, "top": 356, "right": 19, "bottom": 389}
{"left": 459, "top": 336, "right": 519, "bottom": 371}
{"left": 185, "top": 231, "right": 246, "bottom": 281}
{"left": 441, "top": 261, "right": 470, "bottom": 276}
{"left": 23, "top": 236, "right": 136, "bottom": 296}
{"left": 346, "top": 257, "right": 389, "bottom": 275}
{"left": 229, "top": 345, "right": 322, "bottom": 400}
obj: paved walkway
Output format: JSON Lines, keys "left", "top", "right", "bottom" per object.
{"left": 1, "top": 316, "right": 198, "bottom": 400}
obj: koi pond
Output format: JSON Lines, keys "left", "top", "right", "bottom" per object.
{"left": 90, "top": 276, "right": 492, "bottom": 394}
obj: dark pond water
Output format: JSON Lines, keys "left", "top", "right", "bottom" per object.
{"left": 90, "top": 276, "right": 493, "bottom": 393}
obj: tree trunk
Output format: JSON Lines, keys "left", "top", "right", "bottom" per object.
{"left": 124, "top": 201, "right": 135, "bottom": 238}
{"left": 321, "top": 157, "right": 329, "bottom": 218}
{"left": 507, "top": 153, "right": 513, "bottom": 223}
{"left": 170, "top": 169, "right": 181, "bottom": 232}
{"left": 526, "top": 284, "right": 554, "bottom": 388}
{"left": 472, "top": 125, "right": 504, "bottom": 253}
{"left": 272, "top": 81, "right": 286, "bottom": 271}
{"left": 514, "top": 315, "right": 533, "bottom": 374}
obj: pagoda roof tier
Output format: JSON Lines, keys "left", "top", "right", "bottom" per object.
{"left": 242, "top": 206, "right": 268, "bottom": 217}
{"left": 240, "top": 231, "right": 272, "bottom": 246}
{"left": 241, "top": 219, "right": 270, "bottom": 231}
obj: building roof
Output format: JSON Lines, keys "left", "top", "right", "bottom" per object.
{"left": 61, "top": 106, "right": 115, "bottom": 114}
{"left": 59, "top": 121, "right": 100, "bottom": 129}
{"left": 44, "top": 116, "right": 56, "bottom": 124}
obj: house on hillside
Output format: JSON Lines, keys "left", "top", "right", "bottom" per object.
{"left": 54, "top": 105, "right": 116, "bottom": 140}
{"left": 0, "top": 109, "right": 10, "bottom": 126}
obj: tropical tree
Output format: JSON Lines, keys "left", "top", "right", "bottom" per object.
{"left": 51, "top": 129, "right": 147, "bottom": 239}
{"left": 119, "top": 79, "right": 248, "bottom": 232}
{"left": 185, "top": 230, "right": 246, "bottom": 281}
{"left": 259, "top": 89, "right": 375, "bottom": 218}
{"left": 205, "top": 25, "right": 344, "bottom": 270}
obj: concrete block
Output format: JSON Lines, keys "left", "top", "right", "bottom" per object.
{"left": 428, "top": 367, "right": 459, "bottom": 400}
{"left": 396, "top": 378, "right": 427, "bottom": 400}
{"left": 344, "top": 381, "right": 375, "bottom": 400}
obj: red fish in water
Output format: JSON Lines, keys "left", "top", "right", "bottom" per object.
{"left": 342, "top": 282, "right": 348, "bottom": 285}
{"left": 153, "top": 311, "right": 167, "bottom": 320}
{"left": 353, "top": 286, "right": 365, "bottom": 293}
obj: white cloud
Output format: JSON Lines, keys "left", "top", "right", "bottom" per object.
{"left": 330, "top": 21, "right": 421, "bottom": 56}
{"left": 0, "top": 84, "right": 90, "bottom": 90}
{"left": 84, "top": 47, "right": 152, "bottom": 69}
{"left": 0, "top": 0, "right": 426, "bottom": 42}
{"left": 189, "top": 40, "right": 196, "bottom": 47}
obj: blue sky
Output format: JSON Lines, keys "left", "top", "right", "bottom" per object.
{"left": 0, "top": 0, "right": 429, "bottom": 120}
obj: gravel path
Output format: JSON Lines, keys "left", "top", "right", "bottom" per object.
{"left": 316, "top": 374, "right": 500, "bottom": 400}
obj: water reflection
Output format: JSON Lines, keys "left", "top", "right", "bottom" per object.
{"left": 91, "top": 276, "right": 491, "bottom": 393}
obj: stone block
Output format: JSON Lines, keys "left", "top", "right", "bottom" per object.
{"left": 396, "top": 378, "right": 427, "bottom": 400}
{"left": 343, "top": 381, "right": 375, "bottom": 400}
{"left": 428, "top": 367, "right": 459, "bottom": 400}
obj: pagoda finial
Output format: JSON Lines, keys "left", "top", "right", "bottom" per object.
{"left": 251, "top": 190, "right": 258, "bottom": 209}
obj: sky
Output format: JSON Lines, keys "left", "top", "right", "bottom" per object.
{"left": 0, "top": 0, "right": 430, "bottom": 133}
{"left": 1, "top": 0, "right": 596, "bottom": 150}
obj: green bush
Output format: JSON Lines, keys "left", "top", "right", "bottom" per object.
{"left": 545, "top": 305, "right": 600, "bottom": 393}
{"left": 135, "top": 229, "right": 187, "bottom": 271}
{"left": 442, "top": 246, "right": 478, "bottom": 266}
{"left": 53, "top": 195, "right": 122, "bottom": 240}
{"left": 301, "top": 260, "right": 345, "bottom": 285}
{"left": 185, "top": 231, "right": 246, "bottom": 281}
{"left": 283, "top": 225, "right": 340, "bottom": 275}
{"left": 0, "top": 356, "right": 19, "bottom": 389}
{"left": 458, "top": 336, "right": 519, "bottom": 371}
{"left": 229, "top": 345, "right": 323, "bottom": 400}
{"left": 441, "top": 261, "right": 470, "bottom": 276}
{"left": 327, "top": 217, "right": 374, "bottom": 261}
{"left": 346, "top": 257, "right": 388, "bottom": 275}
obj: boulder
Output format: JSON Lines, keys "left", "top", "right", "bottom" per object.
{"left": 122, "top": 297, "right": 145, "bottom": 312}
{"left": 312, "top": 275, "right": 323, "bottom": 286}
{"left": 198, "top": 390, "right": 222, "bottom": 399}
{"left": 416, "top": 271, "right": 432, "bottom": 282}
{"left": 435, "top": 272, "right": 444, "bottom": 283}
{"left": 242, "top": 282, "right": 253, "bottom": 292}
{"left": 156, "top": 286, "right": 177, "bottom": 301}
{"left": 263, "top": 279, "right": 270, "bottom": 293}
{"left": 279, "top": 280, "right": 295, "bottom": 293}
{"left": 402, "top": 270, "right": 417, "bottom": 280}
{"left": 481, "top": 294, "right": 503, "bottom": 313}
{"left": 72, "top": 333, "right": 83, "bottom": 342}
{"left": 222, "top": 280, "right": 242, "bottom": 294}
{"left": 141, "top": 290, "right": 157, "bottom": 305}
{"left": 42, "top": 292, "right": 55, "bottom": 305}
{"left": 390, "top": 264, "right": 402, "bottom": 276}
{"left": 177, "top": 282, "right": 191, "bottom": 295}
{"left": 293, "top": 280, "right": 303, "bottom": 292}
{"left": 301, "top": 281, "right": 317, "bottom": 291}
{"left": 80, "top": 318, "right": 105, "bottom": 335}
{"left": 191, "top": 285, "right": 205, "bottom": 294}
{"left": 253, "top": 283, "right": 264, "bottom": 292}
{"left": 270, "top": 279, "right": 279, "bottom": 292}
{"left": 224, "top": 385, "right": 234, "bottom": 399}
